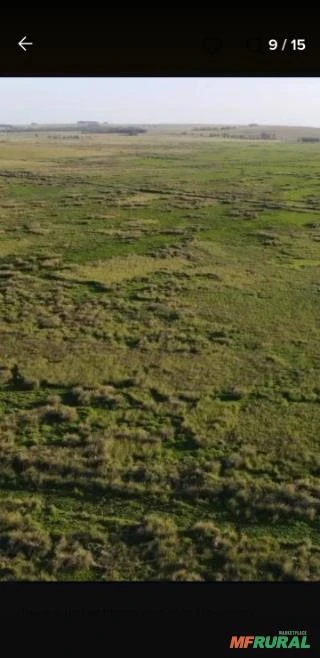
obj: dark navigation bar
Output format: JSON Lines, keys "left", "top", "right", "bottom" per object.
{"left": 0, "top": 23, "right": 319, "bottom": 75}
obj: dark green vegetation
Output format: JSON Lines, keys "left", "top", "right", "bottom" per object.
{"left": 0, "top": 130, "right": 320, "bottom": 581}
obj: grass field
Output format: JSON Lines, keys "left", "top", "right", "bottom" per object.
{"left": 0, "top": 128, "right": 320, "bottom": 581}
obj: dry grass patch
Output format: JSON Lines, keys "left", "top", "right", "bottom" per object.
{"left": 62, "top": 255, "right": 190, "bottom": 285}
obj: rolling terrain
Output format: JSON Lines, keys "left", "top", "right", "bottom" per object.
{"left": 0, "top": 129, "right": 319, "bottom": 580}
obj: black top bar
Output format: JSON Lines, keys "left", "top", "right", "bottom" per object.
{"left": 0, "top": 23, "right": 319, "bottom": 75}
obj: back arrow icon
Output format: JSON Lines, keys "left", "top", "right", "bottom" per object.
{"left": 18, "top": 36, "right": 33, "bottom": 52}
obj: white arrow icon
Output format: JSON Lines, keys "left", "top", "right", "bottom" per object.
{"left": 18, "top": 36, "right": 33, "bottom": 52}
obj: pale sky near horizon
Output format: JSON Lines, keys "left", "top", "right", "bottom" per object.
{"left": 1, "top": 78, "right": 320, "bottom": 126}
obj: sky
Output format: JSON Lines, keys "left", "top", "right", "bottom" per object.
{"left": 1, "top": 77, "right": 320, "bottom": 125}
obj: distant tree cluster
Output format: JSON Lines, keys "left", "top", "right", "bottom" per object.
{"left": 4, "top": 123, "right": 147, "bottom": 136}
{"left": 260, "top": 131, "right": 276, "bottom": 139}
{"left": 47, "top": 135, "right": 80, "bottom": 140}
{"left": 298, "top": 137, "right": 320, "bottom": 143}
{"left": 80, "top": 126, "right": 147, "bottom": 135}
{"left": 192, "top": 126, "right": 277, "bottom": 140}
{"left": 200, "top": 131, "right": 276, "bottom": 140}
{"left": 192, "top": 126, "right": 237, "bottom": 132}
